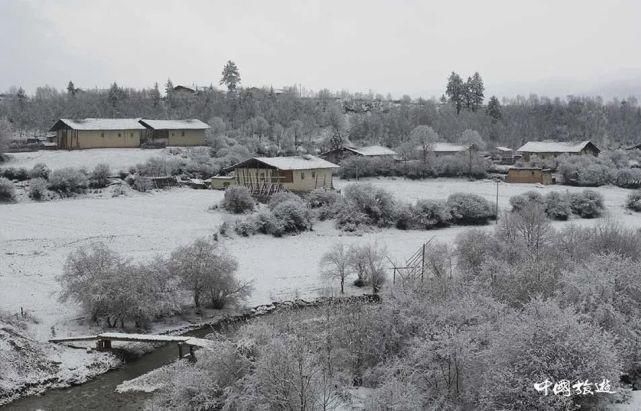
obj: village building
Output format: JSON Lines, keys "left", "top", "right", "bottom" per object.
{"left": 138, "top": 119, "right": 209, "bottom": 146}
{"left": 425, "top": 142, "right": 475, "bottom": 157}
{"left": 49, "top": 118, "right": 145, "bottom": 150}
{"left": 320, "top": 145, "right": 397, "bottom": 164}
{"left": 173, "top": 85, "right": 197, "bottom": 95}
{"left": 492, "top": 146, "right": 515, "bottom": 164}
{"left": 226, "top": 155, "right": 339, "bottom": 194}
{"left": 506, "top": 167, "right": 554, "bottom": 185}
{"left": 516, "top": 140, "right": 600, "bottom": 162}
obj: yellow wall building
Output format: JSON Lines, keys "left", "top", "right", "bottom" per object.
{"left": 139, "top": 119, "right": 209, "bottom": 146}
{"left": 228, "top": 155, "right": 339, "bottom": 193}
{"left": 50, "top": 118, "right": 145, "bottom": 150}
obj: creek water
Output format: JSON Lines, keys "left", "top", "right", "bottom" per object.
{"left": 5, "top": 325, "right": 220, "bottom": 411}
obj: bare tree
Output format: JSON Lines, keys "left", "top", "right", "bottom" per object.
{"left": 319, "top": 243, "right": 350, "bottom": 294}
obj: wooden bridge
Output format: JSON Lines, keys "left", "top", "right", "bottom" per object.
{"left": 49, "top": 332, "right": 214, "bottom": 360}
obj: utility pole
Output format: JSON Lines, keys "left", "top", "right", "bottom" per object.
{"left": 495, "top": 179, "right": 499, "bottom": 224}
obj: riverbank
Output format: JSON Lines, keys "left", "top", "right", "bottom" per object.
{"left": 2, "top": 295, "right": 376, "bottom": 408}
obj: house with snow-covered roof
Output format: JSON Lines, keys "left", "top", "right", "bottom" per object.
{"left": 226, "top": 155, "right": 339, "bottom": 193}
{"left": 138, "top": 119, "right": 209, "bottom": 146}
{"left": 320, "top": 145, "right": 397, "bottom": 164}
{"left": 50, "top": 118, "right": 146, "bottom": 150}
{"left": 517, "top": 140, "right": 600, "bottom": 161}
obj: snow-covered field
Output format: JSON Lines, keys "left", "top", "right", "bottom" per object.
{"left": 0, "top": 148, "right": 170, "bottom": 172}
{"left": 3, "top": 177, "right": 641, "bottom": 342}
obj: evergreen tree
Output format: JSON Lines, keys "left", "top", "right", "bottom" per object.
{"left": 487, "top": 96, "right": 502, "bottom": 123}
{"left": 445, "top": 72, "right": 465, "bottom": 115}
{"left": 469, "top": 72, "right": 485, "bottom": 111}
{"left": 151, "top": 82, "right": 161, "bottom": 107}
{"left": 220, "top": 60, "right": 241, "bottom": 92}
{"left": 67, "top": 81, "right": 77, "bottom": 96}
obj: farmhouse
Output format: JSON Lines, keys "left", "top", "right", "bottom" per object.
{"left": 506, "top": 167, "right": 554, "bottom": 185}
{"left": 320, "top": 145, "right": 397, "bottom": 164}
{"left": 517, "top": 140, "right": 600, "bottom": 161}
{"left": 425, "top": 142, "right": 474, "bottom": 157}
{"left": 227, "top": 155, "right": 339, "bottom": 193}
{"left": 139, "top": 119, "right": 209, "bottom": 146}
{"left": 492, "top": 146, "right": 515, "bottom": 164}
{"left": 50, "top": 118, "right": 145, "bottom": 150}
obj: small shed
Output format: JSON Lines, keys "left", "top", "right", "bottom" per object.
{"left": 139, "top": 119, "right": 209, "bottom": 146}
{"left": 227, "top": 155, "right": 339, "bottom": 194}
{"left": 506, "top": 167, "right": 554, "bottom": 185}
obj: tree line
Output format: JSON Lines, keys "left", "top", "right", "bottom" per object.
{"left": 1, "top": 62, "right": 641, "bottom": 156}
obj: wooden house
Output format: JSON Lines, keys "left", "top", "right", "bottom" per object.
{"left": 49, "top": 118, "right": 145, "bottom": 150}
{"left": 227, "top": 155, "right": 339, "bottom": 194}
{"left": 139, "top": 119, "right": 209, "bottom": 146}
{"left": 506, "top": 167, "right": 554, "bottom": 185}
{"left": 320, "top": 145, "right": 397, "bottom": 164}
{"left": 517, "top": 141, "right": 600, "bottom": 162}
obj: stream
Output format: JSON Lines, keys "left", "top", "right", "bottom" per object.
{"left": 6, "top": 324, "right": 225, "bottom": 411}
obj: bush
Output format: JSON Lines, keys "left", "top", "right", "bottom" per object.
{"left": 399, "top": 199, "right": 451, "bottom": 230}
{"left": 509, "top": 191, "right": 544, "bottom": 212}
{"left": 28, "top": 163, "right": 50, "bottom": 180}
{"left": 135, "top": 157, "right": 183, "bottom": 177}
{"left": 544, "top": 191, "right": 572, "bottom": 220}
{"left": 267, "top": 191, "right": 302, "bottom": 210}
{"left": 222, "top": 186, "right": 255, "bottom": 213}
{"left": 626, "top": 190, "right": 641, "bottom": 212}
{"left": 0, "top": 177, "right": 16, "bottom": 202}
{"left": 90, "top": 163, "right": 111, "bottom": 188}
{"left": 446, "top": 193, "right": 494, "bottom": 225}
{"left": 306, "top": 188, "right": 339, "bottom": 208}
{"left": 569, "top": 189, "right": 605, "bottom": 218}
{"left": 29, "top": 177, "right": 49, "bottom": 201}
{"left": 558, "top": 155, "right": 615, "bottom": 186}
{"left": 270, "top": 200, "right": 312, "bottom": 234}
{"left": 615, "top": 168, "right": 641, "bottom": 189}
{"left": 48, "top": 167, "right": 88, "bottom": 196}
{"left": 0, "top": 167, "right": 29, "bottom": 181}
{"left": 338, "top": 183, "right": 397, "bottom": 229}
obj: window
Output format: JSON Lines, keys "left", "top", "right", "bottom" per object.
{"left": 130, "top": 133, "right": 133, "bottom": 137}
{"left": 301, "top": 172, "right": 305, "bottom": 180}
{"left": 118, "top": 133, "right": 121, "bottom": 137}
{"left": 181, "top": 131, "right": 185, "bottom": 136}
{"left": 172, "top": 132, "right": 175, "bottom": 137}
{"left": 101, "top": 132, "right": 104, "bottom": 138}
{"left": 311, "top": 171, "right": 316, "bottom": 178}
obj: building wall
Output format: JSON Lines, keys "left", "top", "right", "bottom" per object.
{"left": 235, "top": 167, "right": 334, "bottom": 192}
{"left": 522, "top": 149, "right": 597, "bottom": 162}
{"left": 57, "top": 129, "right": 141, "bottom": 149}
{"left": 167, "top": 129, "right": 206, "bottom": 146}
{"left": 506, "top": 169, "right": 553, "bottom": 185}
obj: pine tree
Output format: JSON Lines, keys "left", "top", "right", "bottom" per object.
{"left": 469, "top": 72, "right": 485, "bottom": 111}
{"left": 487, "top": 96, "right": 502, "bottom": 123}
{"left": 445, "top": 72, "right": 465, "bottom": 115}
{"left": 151, "top": 82, "right": 161, "bottom": 107}
{"left": 67, "top": 81, "right": 77, "bottom": 96}
{"left": 220, "top": 60, "right": 241, "bottom": 92}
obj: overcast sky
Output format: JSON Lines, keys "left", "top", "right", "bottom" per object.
{"left": 2, "top": 0, "right": 640, "bottom": 99}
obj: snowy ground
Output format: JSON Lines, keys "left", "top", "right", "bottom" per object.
{"left": 2, "top": 176, "right": 641, "bottom": 404}
{"left": 0, "top": 148, "right": 170, "bottom": 172}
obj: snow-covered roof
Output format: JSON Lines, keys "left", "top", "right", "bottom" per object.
{"left": 430, "top": 142, "right": 470, "bottom": 152}
{"left": 232, "top": 155, "right": 339, "bottom": 170}
{"left": 495, "top": 146, "right": 513, "bottom": 152}
{"left": 346, "top": 145, "right": 397, "bottom": 156}
{"left": 139, "top": 119, "right": 209, "bottom": 130}
{"left": 517, "top": 140, "right": 597, "bottom": 153}
{"left": 50, "top": 118, "right": 146, "bottom": 131}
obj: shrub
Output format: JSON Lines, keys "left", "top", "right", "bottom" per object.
{"left": 306, "top": 188, "right": 339, "bottom": 208}
{"left": 90, "top": 163, "right": 111, "bottom": 188}
{"left": 267, "top": 191, "right": 302, "bottom": 210}
{"left": 446, "top": 193, "right": 494, "bottom": 225}
{"left": 135, "top": 157, "right": 183, "bottom": 177}
{"left": 615, "top": 168, "right": 641, "bottom": 189}
{"left": 509, "top": 191, "right": 544, "bottom": 212}
{"left": 626, "top": 190, "right": 641, "bottom": 212}
{"left": 1, "top": 167, "right": 29, "bottom": 181}
{"left": 28, "top": 163, "right": 50, "bottom": 180}
{"left": 222, "top": 186, "right": 255, "bottom": 213}
{"left": 48, "top": 167, "right": 88, "bottom": 196}
{"left": 569, "top": 189, "right": 605, "bottom": 218}
{"left": 405, "top": 199, "right": 451, "bottom": 229}
{"left": 0, "top": 177, "right": 16, "bottom": 202}
{"left": 271, "top": 200, "right": 312, "bottom": 234}
{"left": 339, "top": 183, "right": 397, "bottom": 228}
{"left": 558, "top": 155, "right": 615, "bottom": 186}
{"left": 127, "top": 174, "right": 153, "bottom": 192}
{"left": 544, "top": 191, "right": 572, "bottom": 220}
{"left": 29, "top": 177, "right": 49, "bottom": 201}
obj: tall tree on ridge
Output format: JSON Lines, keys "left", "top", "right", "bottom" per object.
{"left": 220, "top": 60, "right": 241, "bottom": 93}
{"left": 445, "top": 72, "right": 465, "bottom": 115}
